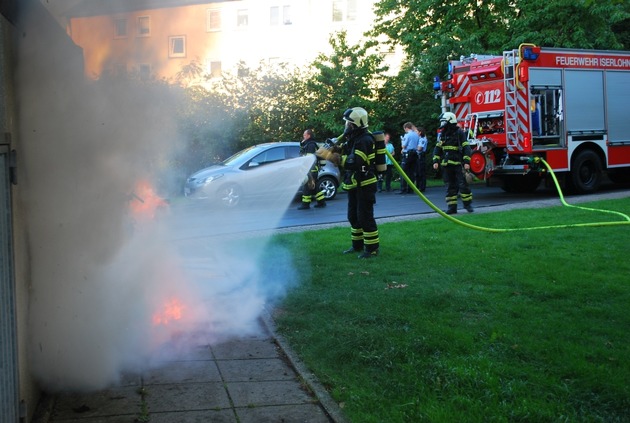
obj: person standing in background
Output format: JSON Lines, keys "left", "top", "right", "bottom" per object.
{"left": 415, "top": 126, "right": 428, "bottom": 192}
{"left": 399, "top": 122, "right": 419, "bottom": 194}
{"left": 377, "top": 132, "right": 395, "bottom": 192}
{"left": 297, "top": 128, "right": 326, "bottom": 210}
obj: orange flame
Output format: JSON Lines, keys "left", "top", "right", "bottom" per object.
{"left": 129, "top": 179, "right": 168, "bottom": 221}
{"left": 152, "top": 297, "right": 186, "bottom": 326}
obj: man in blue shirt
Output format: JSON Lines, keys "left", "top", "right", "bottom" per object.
{"left": 399, "top": 122, "right": 419, "bottom": 194}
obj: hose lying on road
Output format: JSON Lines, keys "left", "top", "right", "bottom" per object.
{"left": 384, "top": 149, "right": 630, "bottom": 232}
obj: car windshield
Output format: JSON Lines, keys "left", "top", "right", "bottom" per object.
{"left": 221, "top": 144, "right": 270, "bottom": 166}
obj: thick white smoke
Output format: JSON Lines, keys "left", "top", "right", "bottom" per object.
{"left": 17, "top": 1, "right": 307, "bottom": 391}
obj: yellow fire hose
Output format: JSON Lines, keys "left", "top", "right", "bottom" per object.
{"left": 384, "top": 149, "right": 630, "bottom": 232}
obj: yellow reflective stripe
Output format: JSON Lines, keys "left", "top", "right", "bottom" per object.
{"left": 360, "top": 177, "right": 378, "bottom": 186}
{"left": 363, "top": 228, "right": 379, "bottom": 245}
{"left": 355, "top": 150, "right": 368, "bottom": 162}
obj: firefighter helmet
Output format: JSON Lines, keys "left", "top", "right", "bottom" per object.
{"left": 439, "top": 112, "right": 457, "bottom": 127}
{"left": 343, "top": 107, "right": 369, "bottom": 129}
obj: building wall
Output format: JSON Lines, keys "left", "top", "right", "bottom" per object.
{"left": 67, "top": 0, "right": 397, "bottom": 82}
{"left": 0, "top": 1, "right": 87, "bottom": 421}
{"left": 1, "top": 2, "right": 35, "bottom": 421}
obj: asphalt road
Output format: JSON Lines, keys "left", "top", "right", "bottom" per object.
{"left": 165, "top": 182, "right": 630, "bottom": 241}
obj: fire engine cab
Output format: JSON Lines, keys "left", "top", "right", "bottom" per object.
{"left": 434, "top": 43, "right": 630, "bottom": 193}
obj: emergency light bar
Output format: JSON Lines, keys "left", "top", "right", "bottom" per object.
{"left": 521, "top": 45, "right": 541, "bottom": 61}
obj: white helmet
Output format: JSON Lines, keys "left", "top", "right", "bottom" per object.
{"left": 439, "top": 112, "right": 457, "bottom": 127}
{"left": 343, "top": 107, "right": 369, "bottom": 129}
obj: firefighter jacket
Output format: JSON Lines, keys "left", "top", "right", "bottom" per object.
{"left": 300, "top": 139, "right": 320, "bottom": 177}
{"left": 432, "top": 127, "right": 472, "bottom": 167}
{"left": 340, "top": 128, "right": 377, "bottom": 190}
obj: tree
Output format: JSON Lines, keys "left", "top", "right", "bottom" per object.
{"left": 215, "top": 62, "right": 312, "bottom": 145}
{"left": 371, "top": 0, "right": 629, "bottom": 84}
{"left": 305, "top": 31, "right": 388, "bottom": 138}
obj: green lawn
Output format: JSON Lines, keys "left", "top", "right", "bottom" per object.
{"left": 265, "top": 198, "right": 630, "bottom": 423}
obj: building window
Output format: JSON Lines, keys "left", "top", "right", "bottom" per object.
{"left": 169, "top": 36, "right": 186, "bottom": 58}
{"left": 207, "top": 8, "right": 221, "bottom": 31}
{"left": 237, "top": 9, "right": 248, "bottom": 27}
{"left": 283, "top": 6, "right": 292, "bottom": 25}
{"left": 137, "top": 16, "right": 151, "bottom": 36}
{"left": 347, "top": 0, "right": 357, "bottom": 21}
{"left": 208, "top": 60, "right": 222, "bottom": 78}
{"left": 332, "top": 0, "right": 357, "bottom": 22}
{"left": 270, "top": 6, "right": 279, "bottom": 25}
{"left": 270, "top": 5, "right": 291, "bottom": 26}
{"left": 114, "top": 18, "right": 127, "bottom": 38}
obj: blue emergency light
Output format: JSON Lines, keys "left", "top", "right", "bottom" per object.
{"left": 433, "top": 76, "right": 441, "bottom": 91}
{"left": 522, "top": 46, "right": 541, "bottom": 61}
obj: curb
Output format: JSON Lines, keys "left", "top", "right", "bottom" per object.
{"left": 261, "top": 307, "right": 350, "bottom": 423}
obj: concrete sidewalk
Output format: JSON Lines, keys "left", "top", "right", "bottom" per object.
{"left": 34, "top": 311, "right": 347, "bottom": 423}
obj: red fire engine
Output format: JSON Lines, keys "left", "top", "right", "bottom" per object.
{"left": 434, "top": 44, "right": 630, "bottom": 193}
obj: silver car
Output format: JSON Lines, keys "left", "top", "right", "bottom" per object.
{"left": 184, "top": 142, "right": 341, "bottom": 207}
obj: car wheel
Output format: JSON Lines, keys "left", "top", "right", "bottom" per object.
{"left": 218, "top": 184, "right": 241, "bottom": 207}
{"left": 317, "top": 175, "right": 338, "bottom": 200}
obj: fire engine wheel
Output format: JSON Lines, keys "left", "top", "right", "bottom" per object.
{"left": 569, "top": 150, "right": 602, "bottom": 194}
{"left": 469, "top": 151, "right": 486, "bottom": 177}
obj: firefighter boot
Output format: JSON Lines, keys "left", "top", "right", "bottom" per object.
{"left": 313, "top": 191, "right": 326, "bottom": 208}
{"left": 297, "top": 202, "right": 310, "bottom": 210}
{"left": 464, "top": 202, "right": 474, "bottom": 213}
{"left": 358, "top": 249, "right": 378, "bottom": 259}
{"left": 446, "top": 205, "right": 458, "bottom": 214}
{"left": 343, "top": 228, "right": 364, "bottom": 254}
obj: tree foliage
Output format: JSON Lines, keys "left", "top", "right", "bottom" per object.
{"left": 305, "top": 31, "right": 388, "bottom": 139}
{"left": 215, "top": 62, "right": 313, "bottom": 146}
{"left": 371, "top": 0, "right": 629, "bottom": 82}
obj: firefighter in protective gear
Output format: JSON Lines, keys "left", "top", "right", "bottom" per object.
{"left": 432, "top": 112, "right": 474, "bottom": 214}
{"left": 297, "top": 129, "right": 326, "bottom": 209}
{"left": 338, "top": 107, "right": 380, "bottom": 258}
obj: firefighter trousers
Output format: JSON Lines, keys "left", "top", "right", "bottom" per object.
{"left": 347, "top": 186, "right": 379, "bottom": 252}
{"left": 443, "top": 165, "right": 472, "bottom": 209}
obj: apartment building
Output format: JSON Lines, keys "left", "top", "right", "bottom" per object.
{"left": 65, "top": 0, "right": 399, "bottom": 82}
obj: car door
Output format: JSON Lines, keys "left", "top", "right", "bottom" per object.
{"left": 236, "top": 146, "right": 289, "bottom": 198}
